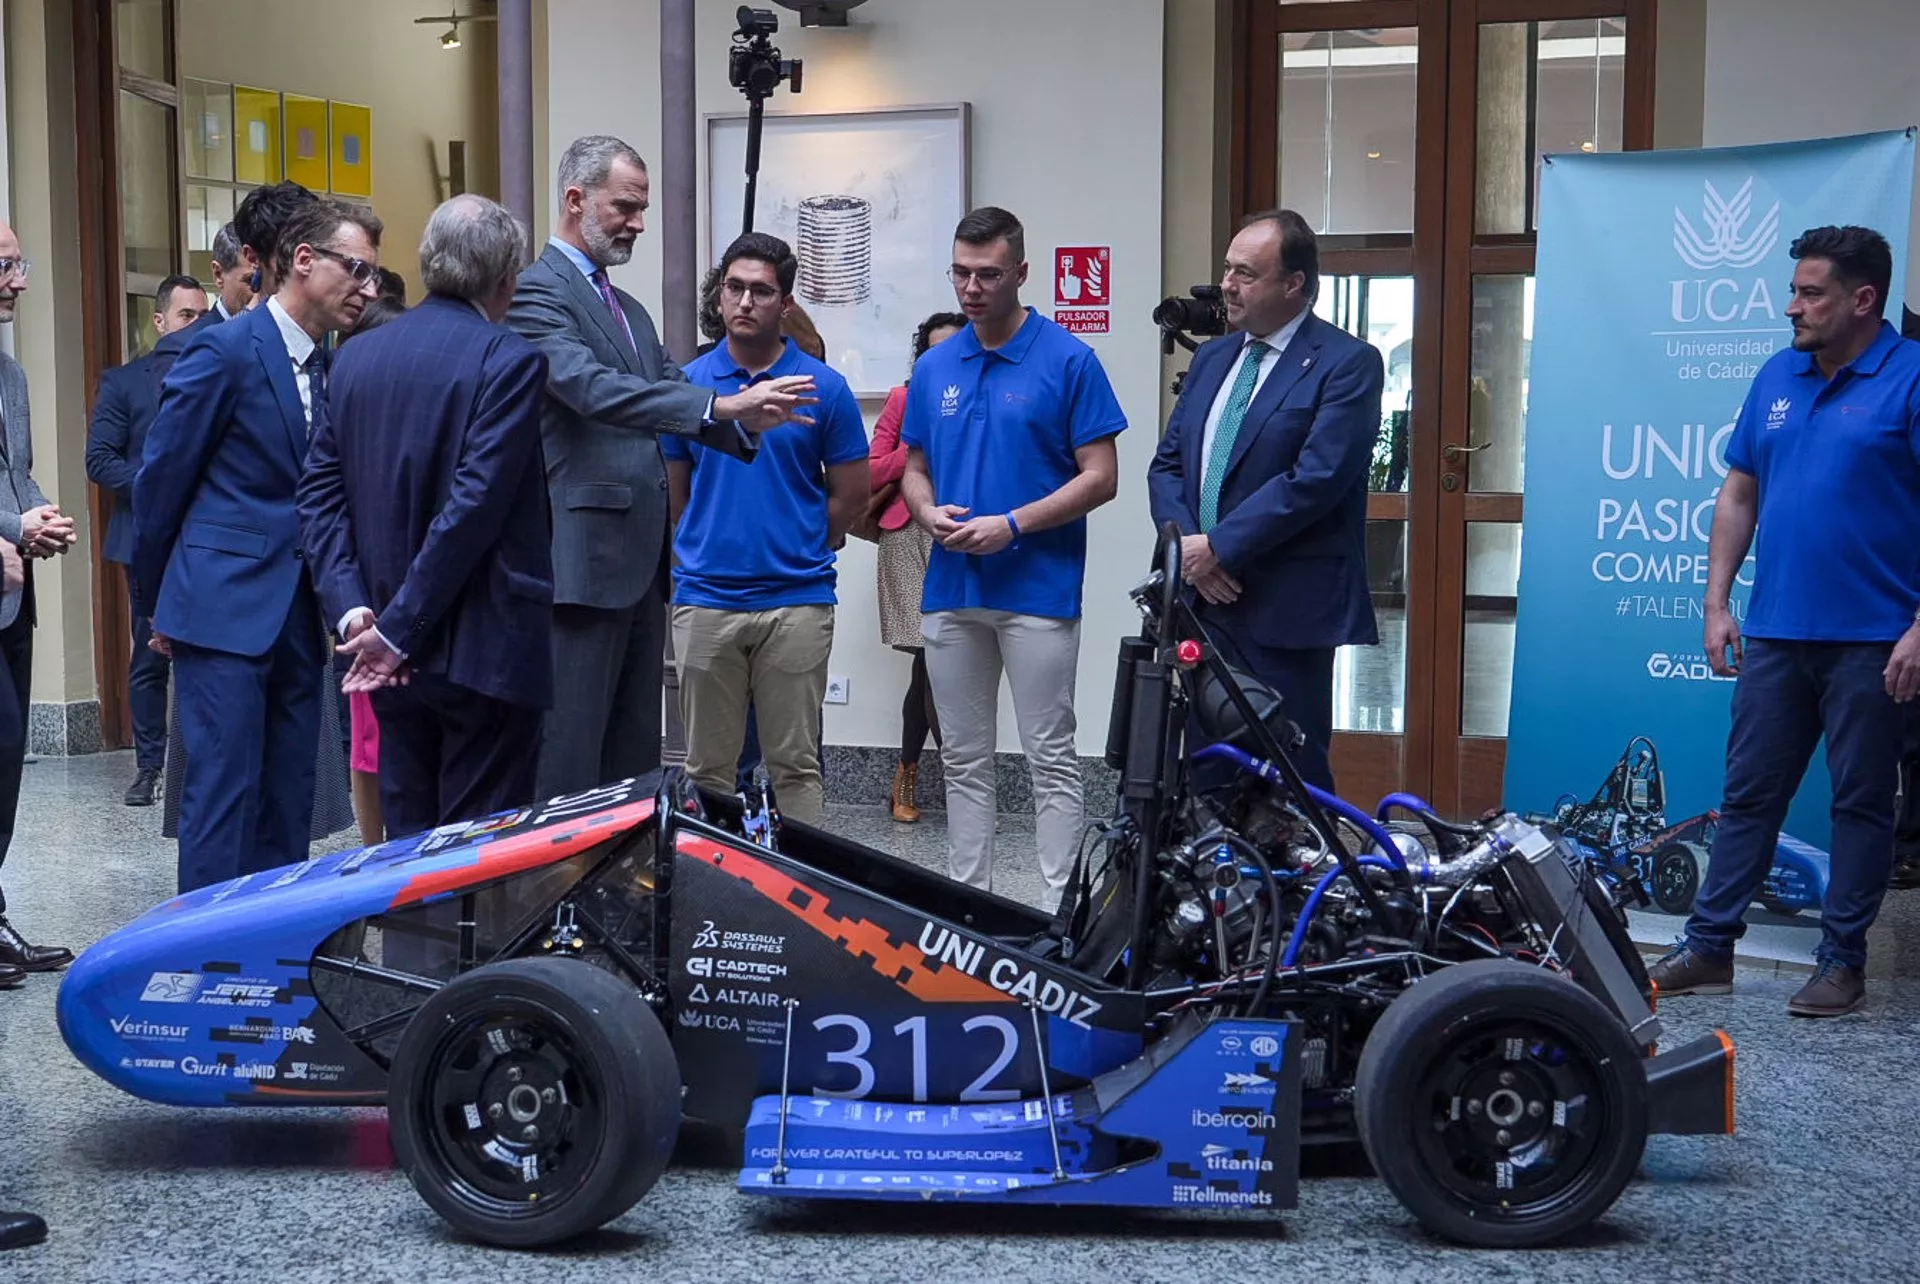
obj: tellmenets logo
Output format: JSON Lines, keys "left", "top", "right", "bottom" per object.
{"left": 1674, "top": 178, "right": 1780, "bottom": 271}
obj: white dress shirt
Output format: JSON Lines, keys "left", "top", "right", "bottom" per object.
{"left": 1199, "top": 309, "right": 1309, "bottom": 468}
{"left": 265, "top": 296, "right": 319, "bottom": 432}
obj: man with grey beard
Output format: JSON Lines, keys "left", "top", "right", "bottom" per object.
{"left": 507, "top": 134, "right": 816, "bottom": 798}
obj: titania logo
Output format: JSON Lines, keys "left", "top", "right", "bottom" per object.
{"left": 1765, "top": 397, "right": 1790, "bottom": 430}
{"left": 1674, "top": 178, "right": 1780, "bottom": 271}
{"left": 939, "top": 384, "right": 961, "bottom": 417}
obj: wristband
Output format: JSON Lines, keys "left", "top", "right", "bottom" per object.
{"left": 1005, "top": 513, "right": 1021, "bottom": 541}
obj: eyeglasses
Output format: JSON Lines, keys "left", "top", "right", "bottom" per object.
{"left": 0, "top": 257, "right": 32, "bottom": 282}
{"left": 720, "top": 278, "right": 781, "bottom": 304}
{"left": 948, "top": 266, "right": 1013, "bottom": 287}
{"left": 309, "top": 245, "right": 381, "bottom": 289}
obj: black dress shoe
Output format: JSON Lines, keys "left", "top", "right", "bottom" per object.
{"left": 0, "top": 918, "right": 72, "bottom": 973}
{"left": 0, "top": 1209, "right": 46, "bottom": 1250}
{"left": 0, "top": 961, "right": 23, "bottom": 990}
{"left": 124, "top": 766, "right": 160, "bottom": 807}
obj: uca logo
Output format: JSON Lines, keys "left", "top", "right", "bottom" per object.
{"left": 939, "top": 384, "right": 961, "bottom": 417}
{"left": 1673, "top": 178, "right": 1780, "bottom": 271}
{"left": 1765, "top": 397, "right": 1791, "bottom": 430}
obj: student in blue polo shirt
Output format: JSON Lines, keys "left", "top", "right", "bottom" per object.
{"left": 664, "top": 232, "right": 869, "bottom": 824}
{"left": 900, "top": 206, "right": 1126, "bottom": 908}
{"left": 1652, "top": 225, "right": 1920, "bottom": 1018}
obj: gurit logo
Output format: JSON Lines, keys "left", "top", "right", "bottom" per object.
{"left": 1674, "top": 178, "right": 1780, "bottom": 271}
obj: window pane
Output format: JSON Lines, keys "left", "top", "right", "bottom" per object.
{"left": 185, "top": 79, "right": 234, "bottom": 182}
{"left": 1317, "top": 274, "right": 1414, "bottom": 492}
{"left": 115, "top": 0, "right": 169, "bottom": 81}
{"left": 186, "top": 184, "right": 237, "bottom": 282}
{"left": 1338, "top": 519, "right": 1407, "bottom": 735}
{"left": 124, "top": 292, "right": 159, "bottom": 359}
{"left": 1280, "top": 28, "right": 1417, "bottom": 234}
{"left": 1475, "top": 18, "right": 1626, "bottom": 235}
{"left": 1463, "top": 522, "right": 1521, "bottom": 737}
{"left": 1467, "top": 274, "right": 1531, "bottom": 493}
{"left": 119, "top": 91, "right": 176, "bottom": 279}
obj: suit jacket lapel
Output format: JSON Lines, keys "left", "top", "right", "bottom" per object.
{"left": 253, "top": 322, "right": 309, "bottom": 462}
{"left": 544, "top": 246, "right": 640, "bottom": 375}
{"left": 1225, "top": 317, "right": 1328, "bottom": 481}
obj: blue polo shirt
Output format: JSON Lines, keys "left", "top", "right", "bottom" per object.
{"left": 901, "top": 309, "right": 1127, "bottom": 619}
{"left": 1724, "top": 320, "right": 1920, "bottom": 641}
{"left": 663, "top": 339, "right": 868, "bottom": 611}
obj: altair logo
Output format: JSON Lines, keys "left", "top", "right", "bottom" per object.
{"left": 1674, "top": 178, "right": 1780, "bottom": 270}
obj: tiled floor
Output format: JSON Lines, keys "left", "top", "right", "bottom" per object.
{"left": 2, "top": 752, "right": 1917, "bottom": 1283}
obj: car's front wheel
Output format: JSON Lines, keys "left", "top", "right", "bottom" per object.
{"left": 389, "top": 957, "right": 680, "bottom": 1247}
{"left": 1354, "top": 959, "right": 1649, "bottom": 1249}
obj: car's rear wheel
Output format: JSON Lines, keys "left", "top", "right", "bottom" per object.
{"left": 389, "top": 957, "right": 680, "bottom": 1247}
{"left": 1354, "top": 959, "right": 1649, "bottom": 1249}
{"left": 1648, "top": 843, "right": 1700, "bottom": 916}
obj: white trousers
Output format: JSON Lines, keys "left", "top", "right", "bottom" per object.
{"left": 921, "top": 609, "right": 1083, "bottom": 908}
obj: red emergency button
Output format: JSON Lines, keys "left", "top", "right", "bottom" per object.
{"left": 1176, "top": 640, "right": 1204, "bottom": 666}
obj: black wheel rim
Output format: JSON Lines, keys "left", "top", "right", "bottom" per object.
{"left": 1411, "top": 1018, "right": 1616, "bottom": 1224}
{"left": 1653, "top": 850, "right": 1696, "bottom": 911}
{"left": 416, "top": 1002, "right": 603, "bottom": 1217}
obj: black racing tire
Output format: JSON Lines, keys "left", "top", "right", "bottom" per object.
{"left": 1354, "top": 959, "right": 1649, "bottom": 1249}
{"left": 1649, "top": 843, "right": 1701, "bottom": 916}
{"left": 389, "top": 958, "right": 681, "bottom": 1248}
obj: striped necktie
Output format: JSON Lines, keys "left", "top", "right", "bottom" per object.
{"left": 591, "top": 268, "right": 639, "bottom": 355}
{"left": 1198, "top": 339, "right": 1272, "bottom": 532}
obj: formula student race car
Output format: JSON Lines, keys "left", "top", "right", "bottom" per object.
{"left": 1541, "top": 736, "right": 1831, "bottom": 916}
{"left": 57, "top": 527, "right": 1735, "bottom": 1251}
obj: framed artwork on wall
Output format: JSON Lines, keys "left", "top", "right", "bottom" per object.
{"left": 706, "top": 103, "right": 971, "bottom": 397}
{"left": 232, "top": 85, "right": 281, "bottom": 185}
{"left": 282, "top": 93, "right": 329, "bottom": 191}
{"left": 330, "top": 101, "right": 373, "bottom": 198}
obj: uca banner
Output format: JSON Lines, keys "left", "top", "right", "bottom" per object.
{"left": 1504, "top": 129, "right": 1915, "bottom": 893}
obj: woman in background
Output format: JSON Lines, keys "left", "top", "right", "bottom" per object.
{"left": 869, "top": 311, "right": 965, "bottom": 822}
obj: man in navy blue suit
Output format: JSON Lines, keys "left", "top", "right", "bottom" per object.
{"left": 135, "top": 199, "right": 384, "bottom": 892}
{"left": 85, "top": 272, "right": 208, "bottom": 807}
{"left": 1149, "top": 209, "right": 1384, "bottom": 793}
{"left": 299, "top": 195, "right": 551, "bottom": 839}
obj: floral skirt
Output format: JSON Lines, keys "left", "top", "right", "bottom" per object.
{"left": 876, "top": 522, "right": 932, "bottom": 651}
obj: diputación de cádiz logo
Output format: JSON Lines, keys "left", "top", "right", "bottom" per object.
{"left": 1673, "top": 178, "right": 1780, "bottom": 272}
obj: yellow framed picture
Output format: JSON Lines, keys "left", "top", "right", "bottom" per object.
{"left": 233, "top": 85, "right": 282, "bottom": 185}
{"left": 330, "top": 101, "right": 372, "bottom": 199}
{"left": 282, "top": 93, "right": 329, "bottom": 191}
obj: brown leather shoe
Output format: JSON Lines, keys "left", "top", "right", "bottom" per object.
{"left": 1787, "top": 960, "right": 1866, "bottom": 1018}
{"left": 0, "top": 917, "right": 73, "bottom": 973}
{"left": 890, "top": 762, "right": 921, "bottom": 824}
{"left": 1646, "top": 942, "right": 1733, "bottom": 996}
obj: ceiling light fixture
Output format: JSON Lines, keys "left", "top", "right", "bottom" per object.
{"left": 415, "top": 8, "right": 497, "bottom": 49}
{"left": 441, "top": 27, "right": 461, "bottom": 49}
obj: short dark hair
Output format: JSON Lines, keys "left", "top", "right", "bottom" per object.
{"left": 719, "top": 231, "right": 798, "bottom": 296}
{"left": 155, "top": 273, "right": 203, "bottom": 314}
{"left": 1240, "top": 208, "right": 1320, "bottom": 304}
{"left": 232, "top": 181, "right": 319, "bottom": 262}
{"left": 209, "top": 224, "right": 243, "bottom": 272}
{"left": 954, "top": 206, "right": 1024, "bottom": 263}
{"left": 1790, "top": 224, "right": 1893, "bottom": 318}
{"left": 376, "top": 267, "right": 407, "bottom": 304}
{"left": 274, "top": 200, "right": 385, "bottom": 280}
{"left": 912, "top": 311, "right": 967, "bottom": 363}
{"left": 345, "top": 296, "right": 406, "bottom": 340}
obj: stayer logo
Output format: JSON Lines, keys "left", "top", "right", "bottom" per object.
{"left": 1674, "top": 178, "right": 1780, "bottom": 271}
{"left": 1765, "top": 397, "right": 1791, "bottom": 430}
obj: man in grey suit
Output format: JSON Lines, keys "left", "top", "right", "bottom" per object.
{"left": 0, "top": 219, "right": 77, "bottom": 982}
{"left": 508, "top": 135, "right": 816, "bottom": 799}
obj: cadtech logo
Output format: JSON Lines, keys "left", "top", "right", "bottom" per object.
{"left": 1674, "top": 178, "right": 1780, "bottom": 271}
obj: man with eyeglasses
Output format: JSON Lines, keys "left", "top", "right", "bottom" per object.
{"left": 900, "top": 206, "right": 1126, "bottom": 909}
{"left": 85, "top": 272, "right": 208, "bottom": 808}
{"left": 135, "top": 200, "right": 384, "bottom": 893}
{"left": 508, "top": 135, "right": 817, "bottom": 801}
{"left": 0, "top": 220, "right": 78, "bottom": 986}
{"left": 663, "top": 232, "right": 867, "bottom": 823}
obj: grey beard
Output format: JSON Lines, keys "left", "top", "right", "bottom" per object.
{"left": 582, "top": 217, "right": 634, "bottom": 268}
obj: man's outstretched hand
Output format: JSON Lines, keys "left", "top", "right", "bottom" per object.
{"left": 715, "top": 376, "right": 818, "bottom": 433}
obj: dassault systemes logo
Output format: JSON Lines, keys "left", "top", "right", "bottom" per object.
{"left": 1674, "top": 178, "right": 1780, "bottom": 271}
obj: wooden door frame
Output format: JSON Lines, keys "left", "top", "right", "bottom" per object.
{"left": 1228, "top": 0, "right": 1658, "bottom": 812}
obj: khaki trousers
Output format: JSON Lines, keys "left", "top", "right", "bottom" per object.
{"left": 672, "top": 604, "right": 834, "bottom": 824}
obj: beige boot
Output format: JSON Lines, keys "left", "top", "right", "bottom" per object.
{"left": 890, "top": 762, "right": 921, "bottom": 824}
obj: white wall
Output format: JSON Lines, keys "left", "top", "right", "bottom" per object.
{"left": 545, "top": 0, "right": 1167, "bottom": 754}
{"left": 1703, "top": 0, "right": 1920, "bottom": 294}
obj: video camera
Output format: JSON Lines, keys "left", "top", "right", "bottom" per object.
{"left": 729, "top": 6, "right": 803, "bottom": 101}
{"left": 1153, "top": 284, "right": 1226, "bottom": 356}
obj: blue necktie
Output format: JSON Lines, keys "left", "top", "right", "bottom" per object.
{"left": 304, "top": 348, "right": 329, "bottom": 438}
{"left": 1198, "top": 340, "right": 1272, "bottom": 532}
